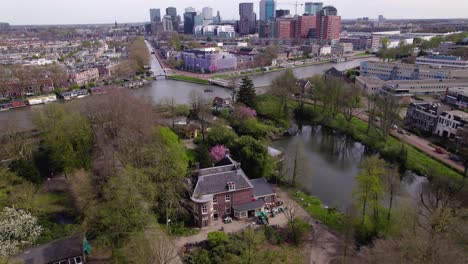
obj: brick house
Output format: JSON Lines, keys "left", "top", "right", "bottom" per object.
{"left": 191, "top": 156, "right": 276, "bottom": 227}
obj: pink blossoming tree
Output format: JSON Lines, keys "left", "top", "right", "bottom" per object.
{"left": 237, "top": 106, "right": 257, "bottom": 119}
{"left": 210, "top": 145, "right": 228, "bottom": 161}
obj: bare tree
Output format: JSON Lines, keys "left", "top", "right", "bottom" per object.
{"left": 377, "top": 94, "right": 401, "bottom": 137}
{"left": 123, "top": 228, "right": 181, "bottom": 264}
{"left": 380, "top": 165, "right": 402, "bottom": 220}
{"left": 68, "top": 169, "right": 97, "bottom": 216}
{"left": 189, "top": 90, "right": 211, "bottom": 141}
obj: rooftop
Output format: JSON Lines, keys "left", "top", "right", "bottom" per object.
{"left": 13, "top": 235, "right": 83, "bottom": 264}
{"left": 232, "top": 200, "right": 265, "bottom": 212}
{"left": 192, "top": 156, "right": 253, "bottom": 199}
{"left": 251, "top": 178, "right": 275, "bottom": 198}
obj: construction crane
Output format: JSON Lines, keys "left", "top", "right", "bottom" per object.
{"left": 277, "top": 1, "right": 305, "bottom": 16}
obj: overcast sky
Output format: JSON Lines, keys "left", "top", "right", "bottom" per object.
{"left": 2, "top": 0, "right": 467, "bottom": 25}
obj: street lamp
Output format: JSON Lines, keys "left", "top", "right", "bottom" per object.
{"left": 167, "top": 218, "right": 171, "bottom": 235}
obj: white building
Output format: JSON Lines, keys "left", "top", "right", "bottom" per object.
{"left": 194, "top": 25, "right": 235, "bottom": 38}
{"left": 360, "top": 61, "right": 468, "bottom": 80}
{"left": 416, "top": 55, "right": 468, "bottom": 69}
{"left": 356, "top": 75, "right": 468, "bottom": 96}
{"left": 319, "top": 46, "right": 332, "bottom": 56}
{"left": 435, "top": 110, "right": 468, "bottom": 138}
{"left": 332, "top": 43, "right": 353, "bottom": 55}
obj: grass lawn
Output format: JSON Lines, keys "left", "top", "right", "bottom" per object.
{"left": 168, "top": 75, "right": 209, "bottom": 85}
{"left": 289, "top": 189, "right": 344, "bottom": 231}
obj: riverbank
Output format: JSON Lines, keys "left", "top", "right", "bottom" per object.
{"left": 213, "top": 60, "right": 334, "bottom": 80}
{"left": 212, "top": 56, "right": 376, "bottom": 80}
{"left": 299, "top": 103, "right": 462, "bottom": 179}
{"left": 167, "top": 75, "right": 209, "bottom": 85}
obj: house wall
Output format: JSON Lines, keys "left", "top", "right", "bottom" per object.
{"left": 193, "top": 188, "right": 253, "bottom": 227}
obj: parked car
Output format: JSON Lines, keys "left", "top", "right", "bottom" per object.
{"left": 397, "top": 129, "right": 405, "bottom": 135}
{"left": 450, "top": 155, "right": 462, "bottom": 162}
{"left": 434, "top": 147, "right": 446, "bottom": 154}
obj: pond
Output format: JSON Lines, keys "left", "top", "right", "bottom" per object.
{"left": 272, "top": 125, "right": 427, "bottom": 210}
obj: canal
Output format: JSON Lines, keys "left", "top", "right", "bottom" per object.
{"left": 0, "top": 44, "right": 424, "bottom": 212}
{"left": 0, "top": 42, "right": 377, "bottom": 130}
{"left": 272, "top": 125, "right": 427, "bottom": 211}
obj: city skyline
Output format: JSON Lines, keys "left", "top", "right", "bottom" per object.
{"left": 1, "top": 0, "right": 468, "bottom": 25}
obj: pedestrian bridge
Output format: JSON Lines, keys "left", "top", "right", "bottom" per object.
{"left": 208, "top": 78, "right": 237, "bottom": 89}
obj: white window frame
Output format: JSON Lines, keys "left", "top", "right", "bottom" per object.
{"left": 225, "top": 206, "right": 231, "bottom": 214}
{"left": 225, "top": 194, "right": 231, "bottom": 202}
{"left": 213, "top": 196, "right": 218, "bottom": 204}
{"left": 227, "top": 181, "right": 236, "bottom": 191}
{"left": 201, "top": 205, "right": 208, "bottom": 214}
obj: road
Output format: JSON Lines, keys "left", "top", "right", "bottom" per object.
{"left": 354, "top": 109, "right": 465, "bottom": 173}
{"left": 394, "top": 132, "right": 465, "bottom": 172}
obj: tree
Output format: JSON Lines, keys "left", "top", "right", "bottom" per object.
{"left": 189, "top": 91, "right": 211, "bottom": 141}
{"left": 208, "top": 231, "right": 229, "bottom": 248}
{"left": 206, "top": 125, "right": 238, "bottom": 148}
{"left": 234, "top": 136, "right": 273, "bottom": 178}
{"left": 122, "top": 228, "right": 180, "bottom": 264}
{"left": 34, "top": 104, "right": 93, "bottom": 176}
{"left": 377, "top": 94, "right": 401, "bottom": 137}
{"left": 270, "top": 70, "right": 298, "bottom": 117}
{"left": 69, "top": 169, "right": 97, "bottom": 216}
{"left": 210, "top": 145, "right": 228, "bottom": 161}
{"left": 381, "top": 37, "right": 390, "bottom": 50}
{"left": 0, "top": 207, "right": 42, "bottom": 257}
{"left": 342, "top": 84, "right": 362, "bottom": 122}
{"left": 380, "top": 166, "right": 401, "bottom": 220}
{"left": 86, "top": 173, "right": 151, "bottom": 247}
{"left": 237, "top": 77, "right": 257, "bottom": 108}
{"left": 353, "top": 156, "right": 385, "bottom": 228}
{"left": 161, "top": 97, "right": 189, "bottom": 128}
{"left": 256, "top": 45, "right": 278, "bottom": 66}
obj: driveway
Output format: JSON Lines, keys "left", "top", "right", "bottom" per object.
{"left": 174, "top": 187, "right": 342, "bottom": 264}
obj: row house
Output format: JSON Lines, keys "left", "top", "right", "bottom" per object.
{"left": 405, "top": 102, "right": 447, "bottom": 134}
{"left": 191, "top": 156, "right": 276, "bottom": 227}
{"left": 434, "top": 110, "right": 468, "bottom": 139}
{"left": 70, "top": 68, "right": 99, "bottom": 85}
{"left": 0, "top": 79, "right": 55, "bottom": 98}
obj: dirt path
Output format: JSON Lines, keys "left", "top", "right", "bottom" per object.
{"left": 275, "top": 188, "right": 341, "bottom": 264}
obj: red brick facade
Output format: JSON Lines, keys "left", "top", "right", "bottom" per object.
{"left": 193, "top": 188, "right": 253, "bottom": 227}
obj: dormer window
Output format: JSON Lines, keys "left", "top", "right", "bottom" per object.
{"left": 227, "top": 181, "right": 236, "bottom": 191}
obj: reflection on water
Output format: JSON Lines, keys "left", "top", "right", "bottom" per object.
{"left": 273, "top": 125, "right": 428, "bottom": 210}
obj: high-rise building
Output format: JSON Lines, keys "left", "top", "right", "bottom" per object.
{"left": 194, "top": 13, "right": 204, "bottom": 26}
{"left": 238, "top": 3, "right": 257, "bottom": 35}
{"left": 166, "top": 7, "right": 177, "bottom": 17}
{"left": 260, "top": 0, "right": 276, "bottom": 21}
{"left": 185, "top": 7, "right": 196, "bottom": 13}
{"left": 316, "top": 6, "right": 341, "bottom": 41}
{"left": 276, "top": 9, "right": 290, "bottom": 18}
{"left": 162, "top": 15, "right": 174, "bottom": 32}
{"left": 184, "top": 12, "right": 197, "bottom": 34}
{"left": 213, "top": 11, "right": 222, "bottom": 23}
{"left": 202, "top": 7, "right": 213, "bottom": 20}
{"left": 275, "top": 18, "right": 295, "bottom": 39}
{"left": 378, "top": 15, "right": 385, "bottom": 22}
{"left": 304, "top": 2, "right": 323, "bottom": 15}
{"left": 149, "top": 9, "right": 161, "bottom": 23}
{"left": 297, "top": 15, "right": 316, "bottom": 38}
